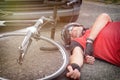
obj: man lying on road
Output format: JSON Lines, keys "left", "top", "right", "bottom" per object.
{"left": 61, "top": 13, "right": 120, "bottom": 80}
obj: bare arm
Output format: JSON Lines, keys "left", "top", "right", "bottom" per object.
{"left": 85, "top": 13, "right": 112, "bottom": 64}
{"left": 89, "top": 13, "right": 112, "bottom": 40}
{"left": 66, "top": 46, "right": 84, "bottom": 79}
{"left": 69, "top": 47, "right": 84, "bottom": 67}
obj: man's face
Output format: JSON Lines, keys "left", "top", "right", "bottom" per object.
{"left": 69, "top": 26, "right": 83, "bottom": 40}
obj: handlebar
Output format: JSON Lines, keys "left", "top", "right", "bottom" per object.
{"left": 18, "top": 16, "right": 53, "bottom": 64}
{"left": 21, "top": 16, "right": 53, "bottom": 47}
{"left": 34, "top": 16, "right": 53, "bottom": 29}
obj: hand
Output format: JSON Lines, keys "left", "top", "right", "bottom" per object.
{"left": 66, "top": 65, "right": 80, "bottom": 80}
{"left": 84, "top": 55, "right": 95, "bottom": 64}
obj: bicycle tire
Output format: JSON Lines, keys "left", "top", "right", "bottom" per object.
{"left": 0, "top": 32, "right": 69, "bottom": 80}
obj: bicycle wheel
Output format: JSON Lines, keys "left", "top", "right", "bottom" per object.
{"left": 0, "top": 32, "right": 69, "bottom": 80}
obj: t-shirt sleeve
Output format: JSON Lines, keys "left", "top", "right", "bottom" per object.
{"left": 73, "top": 30, "right": 91, "bottom": 49}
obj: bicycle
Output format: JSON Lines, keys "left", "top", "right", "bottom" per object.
{"left": 0, "top": 1, "right": 81, "bottom": 79}
{"left": 0, "top": 16, "right": 69, "bottom": 80}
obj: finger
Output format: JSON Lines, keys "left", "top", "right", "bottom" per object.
{"left": 92, "top": 57, "right": 95, "bottom": 64}
{"left": 66, "top": 71, "right": 74, "bottom": 78}
{"left": 72, "top": 69, "right": 80, "bottom": 79}
{"left": 86, "top": 56, "right": 92, "bottom": 61}
{"left": 87, "top": 56, "right": 94, "bottom": 61}
{"left": 89, "top": 57, "right": 94, "bottom": 62}
{"left": 90, "top": 57, "right": 95, "bottom": 62}
{"left": 70, "top": 69, "right": 77, "bottom": 79}
{"left": 67, "top": 65, "right": 73, "bottom": 72}
{"left": 66, "top": 65, "right": 74, "bottom": 77}
{"left": 91, "top": 58, "right": 95, "bottom": 62}
{"left": 85, "top": 55, "right": 90, "bottom": 59}
{"left": 90, "top": 61, "right": 94, "bottom": 64}
{"left": 86, "top": 59, "right": 93, "bottom": 64}
{"left": 85, "top": 56, "right": 94, "bottom": 64}
{"left": 92, "top": 57, "right": 95, "bottom": 61}
{"left": 89, "top": 59, "right": 95, "bottom": 64}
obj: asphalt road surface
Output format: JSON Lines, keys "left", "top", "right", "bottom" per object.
{"left": 77, "top": 1, "right": 120, "bottom": 27}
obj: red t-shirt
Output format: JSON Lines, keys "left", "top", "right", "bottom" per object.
{"left": 74, "top": 22, "right": 120, "bottom": 67}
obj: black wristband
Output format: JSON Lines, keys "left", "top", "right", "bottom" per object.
{"left": 85, "top": 42, "right": 93, "bottom": 56}
{"left": 86, "top": 38, "right": 94, "bottom": 43}
{"left": 70, "top": 63, "right": 81, "bottom": 72}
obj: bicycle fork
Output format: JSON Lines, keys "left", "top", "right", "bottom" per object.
{"left": 18, "top": 31, "right": 32, "bottom": 65}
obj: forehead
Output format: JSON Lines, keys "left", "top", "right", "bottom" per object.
{"left": 68, "top": 25, "right": 83, "bottom": 31}
{"left": 70, "top": 25, "right": 83, "bottom": 28}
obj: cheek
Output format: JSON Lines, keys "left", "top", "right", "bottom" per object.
{"left": 71, "top": 31, "right": 77, "bottom": 37}
{"left": 78, "top": 30, "right": 82, "bottom": 36}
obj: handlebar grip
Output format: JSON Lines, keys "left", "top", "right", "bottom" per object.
{"left": 0, "top": 35, "right": 3, "bottom": 38}
{"left": 34, "top": 18, "right": 43, "bottom": 29}
{"left": 0, "top": 21, "right": 5, "bottom": 26}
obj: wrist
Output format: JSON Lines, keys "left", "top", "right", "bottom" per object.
{"left": 86, "top": 38, "right": 94, "bottom": 43}
{"left": 70, "top": 63, "right": 81, "bottom": 72}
